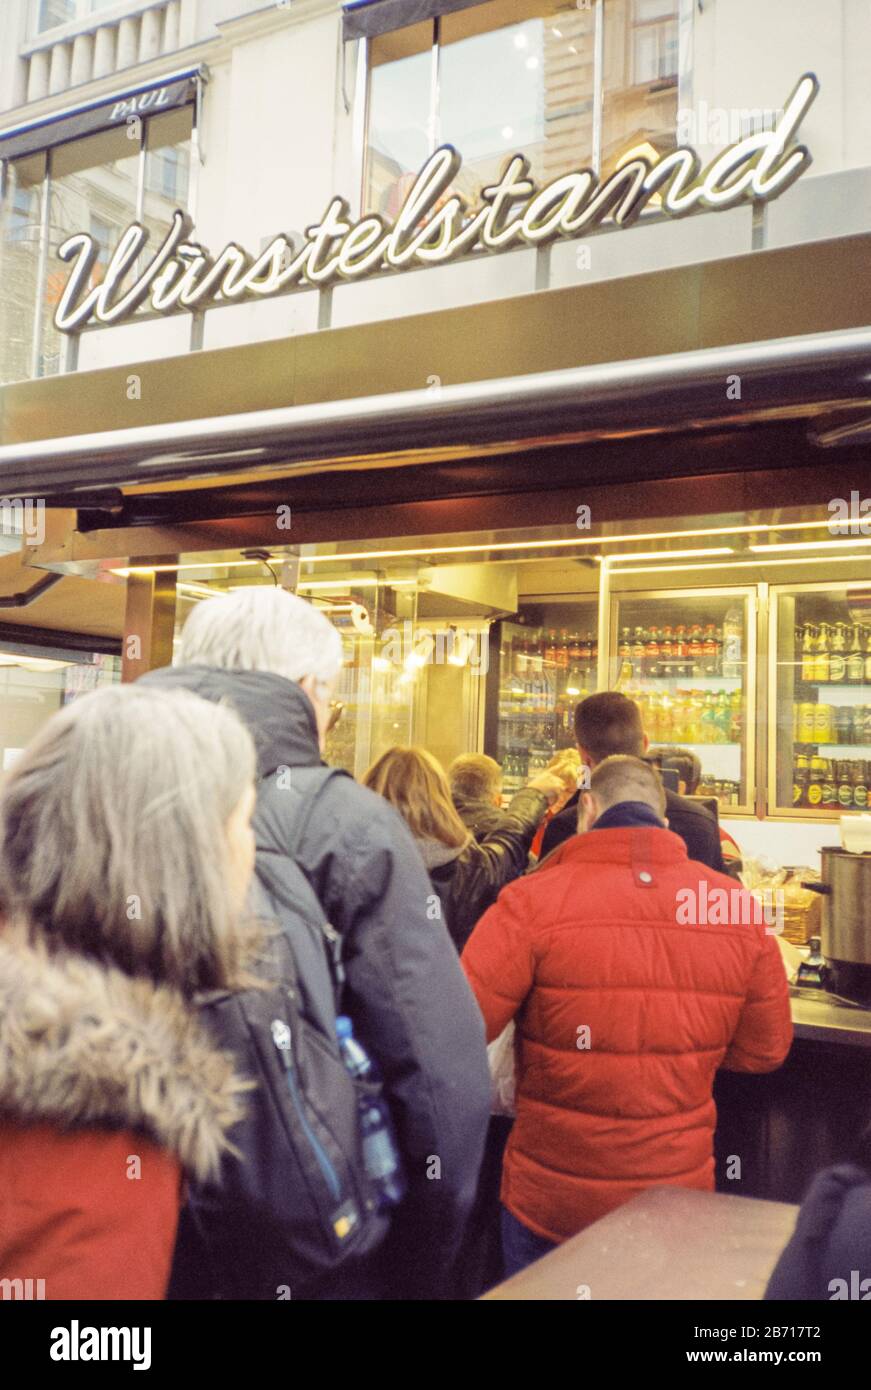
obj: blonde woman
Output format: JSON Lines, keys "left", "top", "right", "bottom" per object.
{"left": 363, "top": 747, "right": 563, "bottom": 951}
{"left": 0, "top": 685, "right": 256, "bottom": 1300}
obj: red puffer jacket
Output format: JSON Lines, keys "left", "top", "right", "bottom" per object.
{"left": 461, "top": 826, "right": 793, "bottom": 1243}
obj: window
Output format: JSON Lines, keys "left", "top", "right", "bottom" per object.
{"left": 0, "top": 103, "right": 193, "bottom": 384}
{"left": 34, "top": 0, "right": 124, "bottom": 36}
{"left": 363, "top": 0, "right": 681, "bottom": 216}
{"left": 601, "top": 0, "right": 679, "bottom": 179}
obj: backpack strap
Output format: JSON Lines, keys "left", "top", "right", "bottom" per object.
{"left": 258, "top": 762, "right": 351, "bottom": 1009}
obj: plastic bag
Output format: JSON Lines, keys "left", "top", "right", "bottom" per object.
{"left": 487, "top": 1021, "right": 516, "bottom": 1117}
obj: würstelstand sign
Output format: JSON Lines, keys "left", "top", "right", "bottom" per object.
{"left": 54, "top": 74, "right": 819, "bottom": 333}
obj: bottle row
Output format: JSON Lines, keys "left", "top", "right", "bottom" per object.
{"left": 499, "top": 680, "right": 596, "bottom": 716}
{"left": 624, "top": 686, "right": 743, "bottom": 745}
{"left": 797, "top": 622, "right": 871, "bottom": 685}
{"left": 793, "top": 755, "right": 871, "bottom": 810}
{"left": 501, "top": 745, "right": 557, "bottom": 793}
{"left": 696, "top": 779, "right": 741, "bottom": 807}
{"left": 509, "top": 630, "right": 598, "bottom": 675}
{"left": 793, "top": 702, "right": 871, "bottom": 747}
{"left": 617, "top": 612, "right": 744, "bottom": 682}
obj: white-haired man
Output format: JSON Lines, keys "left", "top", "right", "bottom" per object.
{"left": 143, "top": 587, "right": 491, "bottom": 1300}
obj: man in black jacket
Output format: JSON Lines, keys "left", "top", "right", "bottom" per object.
{"left": 449, "top": 753, "right": 512, "bottom": 842}
{"left": 539, "top": 691, "right": 724, "bottom": 871}
{"left": 142, "top": 587, "right": 491, "bottom": 1300}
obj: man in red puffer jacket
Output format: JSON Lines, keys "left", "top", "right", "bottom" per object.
{"left": 461, "top": 754, "right": 793, "bottom": 1278}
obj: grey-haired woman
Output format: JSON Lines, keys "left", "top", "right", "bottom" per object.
{"left": 0, "top": 684, "right": 257, "bottom": 1300}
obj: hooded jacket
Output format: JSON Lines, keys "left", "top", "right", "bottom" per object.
{"left": 419, "top": 786, "right": 548, "bottom": 951}
{"left": 0, "top": 934, "right": 244, "bottom": 1301}
{"left": 461, "top": 818, "right": 793, "bottom": 1243}
{"left": 140, "top": 664, "right": 491, "bottom": 1299}
{"left": 765, "top": 1163, "right": 871, "bottom": 1301}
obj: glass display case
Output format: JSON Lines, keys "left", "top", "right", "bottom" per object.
{"left": 322, "top": 616, "right": 414, "bottom": 778}
{"left": 495, "top": 605, "right": 599, "bottom": 797}
{"left": 608, "top": 587, "right": 756, "bottom": 813}
{"left": 770, "top": 581, "right": 871, "bottom": 816}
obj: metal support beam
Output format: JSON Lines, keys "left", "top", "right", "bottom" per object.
{"left": 121, "top": 564, "right": 177, "bottom": 681}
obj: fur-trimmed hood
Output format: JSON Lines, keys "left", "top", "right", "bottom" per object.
{"left": 0, "top": 934, "right": 248, "bottom": 1182}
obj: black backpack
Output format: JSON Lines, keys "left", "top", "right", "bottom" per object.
{"left": 178, "top": 766, "right": 392, "bottom": 1299}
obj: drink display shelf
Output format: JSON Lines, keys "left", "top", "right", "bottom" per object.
{"left": 793, "top": 743, "right": 871, "bottom": 754}
{"left": 801, "top": 682, "right": 871, "bottom": 692}
{"left": 665, "top": 741, "right": 741, "bottom": 750}
{"left": 623, "top": 675, "right": 743, "bottom": 690}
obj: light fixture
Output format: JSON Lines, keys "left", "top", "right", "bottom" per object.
{"left": 614, "top": 554, "right": 871, "bottom": 576}
{"left": 501, "top": 126, "right": 514, "bottom": 140}
{"left": 525, "top": 55, "right": 539, "bottom": 70}
{"left": 600, "top": 547, "right": 735, "bottom": 564}
{"left": 294, "top": 518, "right": 840, "bottom": 566}
{"left": 514, "top": 32, "right": 528, "bottom": 49}
{"left": 177, "top": 581, "right": 220, "bottom": 599}
{"left": 749, "top": 538, "right": 871, "bottom": 554}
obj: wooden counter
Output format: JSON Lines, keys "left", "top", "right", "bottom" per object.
{"left": 483, "top": 1187, "right": 798, "bottom": 1301}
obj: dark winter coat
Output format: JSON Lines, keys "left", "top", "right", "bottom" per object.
{"left": 418, "top": 786, "right": 549, "bottom": 951}
{"left": 540, "top": 786, "right": 725, "bottom": 872}
{"left": 451, "top": 791, "right": 515, "bottom": 842}
{"left": 765, "top": 1163, "right": 871, "bottom": 1300}
{"left": 141, "top": 664, "right": 491, "bottom": 1299}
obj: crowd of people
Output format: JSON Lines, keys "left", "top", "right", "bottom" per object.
{"left": 0, "top": 585, "right": 868, "bottom": 1302}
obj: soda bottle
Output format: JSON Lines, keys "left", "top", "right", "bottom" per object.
{"left": 336, "top": 1016, "right": 406, "bottom": 1211}
{"left": 722, "top": 608, "right": 743, "bottom": 680}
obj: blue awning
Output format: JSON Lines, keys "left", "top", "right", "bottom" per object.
{"left": 0, "top": 67, "right": 201, "bottom": 163}
{"left": 342, "top": 0, "right": 483, "bottom": 41}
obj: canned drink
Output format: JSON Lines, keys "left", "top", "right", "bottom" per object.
{"left": 799, "top": 703, "right": 817, "bottom": 744}
{"left": 814, "top": 703, "right": 832, "bottom": 743}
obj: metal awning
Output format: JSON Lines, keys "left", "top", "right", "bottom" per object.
{"left": 0, "top": 329, "right": 870, "bottom": 505}
{"left": 0, "top": 67, "right": 202, "bottom": 162}
{"left": 342, "top": 0, "right": 481, "bottom": 41}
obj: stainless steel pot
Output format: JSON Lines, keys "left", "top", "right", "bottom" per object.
{"left": 804, "top": 847, "right": 871, "bottom": 1000}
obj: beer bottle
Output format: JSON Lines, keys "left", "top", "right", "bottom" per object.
{"left": 814, "top": 623, "right": 830, "bottom": 683}
{"left": 847, "top": 624, "right": 865, "bottom": 684}
{"left": 806, "top": 756, "right": 825, "bottom": 809}
{"left": 864, "top": 627, "right": 871, "bottom": 685}
{"left": 829, "top": 623, "right": 847, "bottom": 683}
{"left": 801, "top": 623, "right": 816, "bottom": 683}
{"left": 792, "top": 757, "right": 808, "bottom": 808}
{"left": 632, "top": 627, "right": 646, "bottom": 673}
{"left": 557, "top": 630, "right": 570, "bottom": 669}
{"left": 853, "top": 760, "right": 868, "bottom": 810}
{"left": 837, "top": 759, "right": 854, "bottom": 809}
{"left": 822, "top": 759, "right": 837, "bottom": 810}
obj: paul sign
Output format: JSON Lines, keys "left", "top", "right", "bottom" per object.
{"left": 54, "top": 74, "right": 819, "bottom": 333}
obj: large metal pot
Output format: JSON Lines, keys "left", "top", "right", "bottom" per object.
{"left": 804, "top": 847, "right": 871, "bottom": 1000}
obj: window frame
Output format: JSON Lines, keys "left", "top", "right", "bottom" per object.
{"left": 27, "top": 0, "right": 158, "bottom": 48}
{"left": 357, "top": 0, "right": 687, "bottom": 214}
{"left": 0, "top": 98, "right": 195, "bottom": 381}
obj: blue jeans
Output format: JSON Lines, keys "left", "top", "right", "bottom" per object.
{"left": 500, "top": 1205, "right": 558, "bottom": 1278}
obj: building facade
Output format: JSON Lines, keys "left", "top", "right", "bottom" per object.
{"left": 0, "top": 0, "right": 869, "bottom": 384}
